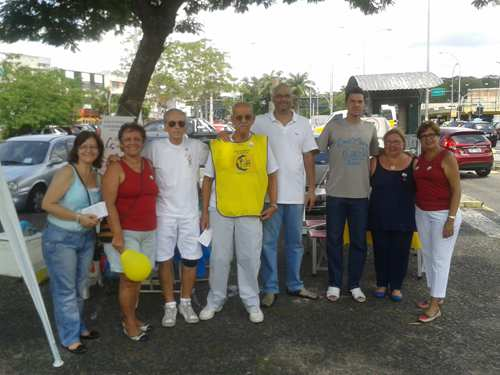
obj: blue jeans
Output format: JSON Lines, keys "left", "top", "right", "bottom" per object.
{"left": 326, "top": 197, "right": 369, "bottom": 290}
{"left": 261, "top": 204, "right": 304, "bottom": 294}
{"left": 42, "top": 223, "right": 95, "bottom": 347}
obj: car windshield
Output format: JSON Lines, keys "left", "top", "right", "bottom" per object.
{"left": 451, "top": 134, "right": 488, "bottom": 145}
{"left": 0, "top": 141, "right": 49, "bottom": 165}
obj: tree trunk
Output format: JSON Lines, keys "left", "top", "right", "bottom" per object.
{"left": 117, "top": 0, "right": 183, "bottom": 118}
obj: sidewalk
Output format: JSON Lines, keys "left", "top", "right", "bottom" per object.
{"left": 1, "top": 218, "right": 500, "bottom": 375}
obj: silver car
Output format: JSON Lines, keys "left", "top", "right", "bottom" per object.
{"left": 0, "top": 134, "right": 75, "bottom": 212}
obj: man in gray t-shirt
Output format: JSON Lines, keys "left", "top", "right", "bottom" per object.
{"left": 318, "top": 86, "right": 378, "bottom": 303}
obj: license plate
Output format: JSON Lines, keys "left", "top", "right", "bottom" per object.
{"left": 468, "top": 147, "right": 482, "bottom": 153}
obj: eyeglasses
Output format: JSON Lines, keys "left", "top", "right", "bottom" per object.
{"left": 419, "top": 133, "right": 438, "bottom": 140}
{"left": 167, "top": 121, "right": 186, "bottom": 128}
{"left": 234, "top": 114, "right": 253, "bottom": 122}
{"left": 385, "top": 141, "right": 403, "bottom": 145}
{"left": 79, "top": 145, "right": 99, "bottom": 151}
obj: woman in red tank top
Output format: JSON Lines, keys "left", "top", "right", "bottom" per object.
{"left": 102, "top": 122, "right": 158, "bottom": 342}
{"left": 413, "top": 121, "right": 462, "bottom": 323}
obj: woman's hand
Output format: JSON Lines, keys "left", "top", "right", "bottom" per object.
{"left": 79, "top": 214, "right": 99, "bottom": 228}
{"left": 442, "top": 219, "right": 454, "bottom": 238}
{"left": 112, "top": 232, "right": 125, "bottom": 253}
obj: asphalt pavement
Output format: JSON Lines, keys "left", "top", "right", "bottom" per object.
{"left": 1, "top": 207, "right": 500, "bottom": 374}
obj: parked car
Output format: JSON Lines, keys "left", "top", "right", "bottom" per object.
{"left": 439, "top": 127, "right": 493, "bottom": 177}
{"left": 460, "top": 121, "right": 497, "bottom": 147}
{"left": 493, "top": 122, "right": 500, "bottom": 140}
{"left": 40, "top": 125, "right": 70, "bottom": 135}
{"left": 144, "top": 117, "right": 217, "bottom": 143}
{"left": 0, "top": 134, "right": 75, "bottom": 212}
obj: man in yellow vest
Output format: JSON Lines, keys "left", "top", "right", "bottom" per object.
{"left": 199, "top": 102, "right": 279, "bottom": 323}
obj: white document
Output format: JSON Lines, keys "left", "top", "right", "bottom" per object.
{"left": 198, "top": 228, "right": 212, "bottom": 247}
{"left": 81, "top": 201, "right": 108, "bottom": 219}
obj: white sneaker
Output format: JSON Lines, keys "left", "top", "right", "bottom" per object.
{"left": 350, "top": 287, "right": 367, "bottom": 303}
{"left": 199, "top": 305, "right": 222, "bottom": 321}
{"left": 179, "top": 301, "right": 199, "bottom": 324}
{"left": 162, "top": 303, "right": 177, "bottom": 327}
{"left": 248, "top": 307, "right": 264, "bottom": 323}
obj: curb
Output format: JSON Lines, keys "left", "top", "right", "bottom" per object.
{"left": 460, "top": 194, "right": 484, "bottom": 209}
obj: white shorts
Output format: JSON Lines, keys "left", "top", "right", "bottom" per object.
{"left": 156, "top": 215, "right": 202, "bottom": 262}
{"left": 103, "top": 230, "right": 156, "bottom": 273}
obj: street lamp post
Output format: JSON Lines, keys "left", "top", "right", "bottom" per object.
{"left": 424, "top": 0, "right": 431, "bottom": 121}
{"left": 440, "top": 51, "right": 461, "bottom": 119}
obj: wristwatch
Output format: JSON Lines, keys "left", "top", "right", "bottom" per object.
{"left": 270, "top": 203, "right": 278, "bottom": 209}
{"left": 447, "top": 215, "right": 456, "bottom": 221}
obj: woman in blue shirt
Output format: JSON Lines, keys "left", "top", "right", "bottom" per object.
{"left": 41, "top": 131, "right": 104, "bottom": 354}
{"left": 368, "top": 128, "right": 416, "bottom": 302}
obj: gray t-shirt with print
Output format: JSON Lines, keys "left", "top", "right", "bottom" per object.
{"left": 318, "top": 118, "right": 379, "bottom": 198}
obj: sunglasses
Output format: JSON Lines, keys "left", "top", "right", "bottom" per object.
{"left": 167, "top": 121, "right": 186, "bottom": 128}
{"left": 234, "top": 114, "right": 253, "bottom": 122}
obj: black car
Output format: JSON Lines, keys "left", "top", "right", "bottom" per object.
{"left": 461, "top": 121, "right": 497, "bottom": 147}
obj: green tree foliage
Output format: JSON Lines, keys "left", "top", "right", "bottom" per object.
{"left": 0, "top": 61, "right": 83, "bottom": 137}
{"left": 288, "top": 72, "right": 316, "bottom": 98}
{"left": 0, "top": 0, "right": 495, "bottom": 117}
{"left": 239, "top": 71, "right": 284, "bottom": 114}
{"left": 147, "top": 39, "right": 234, "bottom": 108}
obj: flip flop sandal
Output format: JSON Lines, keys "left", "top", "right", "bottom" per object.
{"left": 326, "top": 287, "right": 341, "bottom": 302}
{"left": 350, "top": 288, "right": 367, "bottom": 303}
{"left": 122, "top": 326, "right": 149, "bottom": 342}
{"left": 62, "top": 343, "right": 88, "bottom": 354}
{"left": 417, "top": 309, "right": 441, "bottom": 323}
{"left": 80, "top": 330, "right": 100, "bottom": 340}
{"left": 416, "top": 299, "right": 444, "bottom": 309}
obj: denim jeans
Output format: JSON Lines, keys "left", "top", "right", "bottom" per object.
{"left": 42, "top": 222, "right": 95, "bottom": 347}
{"left": 326, "top": 197, "right": 369, "bottom": 290}
{"left": 261, "top": 204, "right": 304, "bottom": 294}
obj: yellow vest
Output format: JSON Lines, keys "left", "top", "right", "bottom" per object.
{"left": 211, "top": 134, "right": 268, "bottom": 217}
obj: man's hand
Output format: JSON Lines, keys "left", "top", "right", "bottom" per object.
{"left": 200, "top": 211, "right": 210, "bottom": 230}
{"left": 261, "top": 205, "right": 278, "bottom": 221}
{"left": 305, "top": 190, "right": 316, "bottom": 211}
{"left": 106, "top": 154, "right": 121, "bottom": 166}
{"left": 442, "top": 219, "right": 454, "bottom": 238}
{"left": 79, "top": 214, "right": 99, "bottom": 228}
{"left": 218, "top": 131, "right": 232, "bottom": 142}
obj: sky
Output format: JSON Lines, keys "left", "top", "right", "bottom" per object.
{"left": 0, "top": 0, "right": 499, "bottom": 93}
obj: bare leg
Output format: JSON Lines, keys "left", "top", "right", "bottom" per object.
{"left": 181, "top": 265, "right": 197, "bottom": 299}
{"left": 119, "top": 274, "right": 141, "bottom": 336}
{"left": 159, "top": 259, "right": 175, "bottom": 303}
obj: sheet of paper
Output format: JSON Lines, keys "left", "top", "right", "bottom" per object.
{"left": 198, "top": 228, "right": 212, "bottom": 247}
{"left": 81, "top": 201, "right": 108, "bottom": 219}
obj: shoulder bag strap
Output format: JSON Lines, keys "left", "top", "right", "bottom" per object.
{"left": 72, "top": 163, "right": 92, "bottom": 206}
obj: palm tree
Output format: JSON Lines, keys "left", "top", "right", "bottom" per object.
{"left": 287, "top": 72, "right": 316, "bottom": 98}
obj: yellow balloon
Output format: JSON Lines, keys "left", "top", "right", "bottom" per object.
{"left": 120, "top": 249, "right": 152, "bottom": 282}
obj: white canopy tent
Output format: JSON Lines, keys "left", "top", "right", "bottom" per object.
{"left": 0, "top": 165, "right": 63, "bottom": 367}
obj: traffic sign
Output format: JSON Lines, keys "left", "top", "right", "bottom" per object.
{"left": 431, "top": 87, "right": 446, "bottom": 97}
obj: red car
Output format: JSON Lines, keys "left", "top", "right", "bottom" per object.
{"left": 439, "top": 127, "right": 494, "bottom": 177}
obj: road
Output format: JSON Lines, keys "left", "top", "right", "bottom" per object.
{"left": 461, "top": 170, "right": 500, "bottom": 213}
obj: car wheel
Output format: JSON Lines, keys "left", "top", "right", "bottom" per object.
{"left": 475, "top": 169, "right": 491, "bottom": 178}
{"left": 27, "top": 185, "right": 46, "bottom": 213}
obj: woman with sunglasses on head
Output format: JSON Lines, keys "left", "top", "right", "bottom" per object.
{"left": 102, "top": 122, "right": 159, "bottom": 342}
{"left": 142, "top": 109, "right": 209, "bottom": 328}
{"left": 41, "top": 131, "right": 104, "bottom": 354}
{"left": 413, "top": 121, "right": 462, "bottom": 323}
{"left": 368, "top": 128, "right": 416, "bottom": 302}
